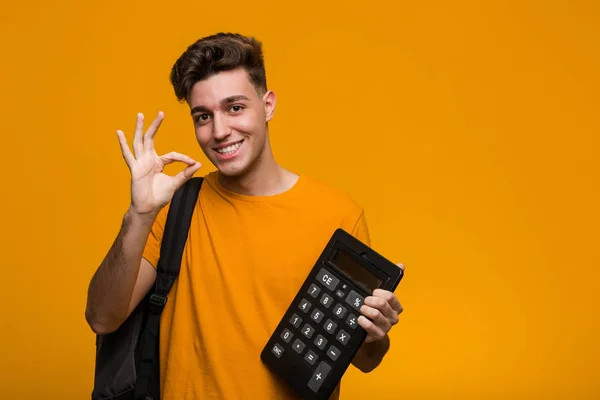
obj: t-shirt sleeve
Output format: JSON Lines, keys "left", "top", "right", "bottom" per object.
{"left": 142, "top": 204, "right": 170, "bottom": 269}
{"left": 351, "top": 209, "right": 371, "bottom": 247}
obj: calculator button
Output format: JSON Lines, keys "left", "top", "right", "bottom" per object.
{"left": 310, "top": 308, "right": 325, "bottom": 323}
{"left": 271, "top": 343, "right": 284, "bottom": 358}
{"left": 280, "top": 328, "right": 293, "bottom": 343}
{"left": 346, "top": 314, "right": 358, "bottom": 329}
{"left": 314, "top": 334, "right": 328, "bottom": 350}
{"left": 301, "top": 323, "right": 315, "bottom": 339}
{"left": 304, "top": 350, "right": 318, "bottom": 365}
{"left": 319, "top": 293, "right": 333, "bottom": 308}
{"left": 289, "top": 313, "right": 303, "bottom": 328}
{"left": 332, "top": 304, "right": 347, "bottom": 319}
{"left": 307, "top": 361, "right": 332, "bottom": 393}
{"left": 307, "top": 284, "right": 321, "bottom": 298}
{"left": 323, "top": 319, "right": 338, "bottom": 335}
{"left": 336, "top": 329, "right": 350, "bottom": 345}
{"left": 298, "top": 298, "right": 312, "bottom": 313}
{"left": 326, "top": 345, "right": 340, "bottom": 361}
{"left": 316, "top": 268, "right": 340, "bottom": 291}
{"left": 336, "top": 290, "right": 345, "bottom": 298}
{"left": 292, "top": 339, "right": 306, "bottom": 354}
{"left": 345, "top": 290, "right": 364, "bottom": 312}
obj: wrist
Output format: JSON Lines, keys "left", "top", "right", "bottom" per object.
{"left": 124, "top": 206, "right": 158, "bottom": 227}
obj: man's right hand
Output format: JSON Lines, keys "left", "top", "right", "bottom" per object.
{"left": 116, "top": 111, "right": 202, "bottom": 216}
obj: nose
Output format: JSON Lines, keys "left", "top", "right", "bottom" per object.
{"left": 212, "top": 112, "right": 230, "bottom": 141}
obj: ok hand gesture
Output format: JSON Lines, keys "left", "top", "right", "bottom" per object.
{"left": 116, "top": 112, "right": 201, "bottom": 216}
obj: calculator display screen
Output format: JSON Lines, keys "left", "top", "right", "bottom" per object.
{"left": 329, "top": 249, "right": 382, "bottom": 292}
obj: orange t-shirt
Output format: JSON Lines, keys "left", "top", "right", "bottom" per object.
{"left": 142, "top": 171, "right": 371, "bottom": 399}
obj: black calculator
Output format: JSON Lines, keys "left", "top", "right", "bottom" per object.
{"left": 260, "top": 228, "right": 404, "bottom": 399}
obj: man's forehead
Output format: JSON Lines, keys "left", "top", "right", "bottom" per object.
{"left": 188, "top": 70, "right": 256, "bottom": 106}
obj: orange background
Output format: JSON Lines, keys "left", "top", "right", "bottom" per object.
{"left": 1, "top": 0, "right": 598, "bottom": 399}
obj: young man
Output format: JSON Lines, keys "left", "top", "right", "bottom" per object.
{"left": 85, "top": 32, "right": 404, "bottom": 399}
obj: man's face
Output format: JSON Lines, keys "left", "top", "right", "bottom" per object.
{"left": 188, "top": 68, "right": 275, "bottom": 178}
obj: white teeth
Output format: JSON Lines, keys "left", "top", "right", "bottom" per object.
{"left": 216, "top": 141, "right": 242, "bottom": 155}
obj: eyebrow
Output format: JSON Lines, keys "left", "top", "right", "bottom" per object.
{"left": 190, "top": 95, "right": 250, "bottom": 115}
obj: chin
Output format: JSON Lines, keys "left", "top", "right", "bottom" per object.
{"left": 215, "top": 161, "right": 249, "bottom": 178}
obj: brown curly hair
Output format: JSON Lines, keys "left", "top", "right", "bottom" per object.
{"left": 170, "top": 32, "right": 268, "bottom": 102}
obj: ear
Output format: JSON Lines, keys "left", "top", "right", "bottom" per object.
{"left": 262, "top": 90, "right": 277, "bottom": 122}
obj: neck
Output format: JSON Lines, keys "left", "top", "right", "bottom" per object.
{"left": 217, "top": 141, "right": 298, "bottom": 196}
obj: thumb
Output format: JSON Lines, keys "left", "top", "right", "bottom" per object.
{"left": 172, "top": 161, "right": 202, "bottom": 190}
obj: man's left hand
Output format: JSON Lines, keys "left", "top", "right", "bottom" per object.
{"left": 357, "top": 263, "right": 404, "bottom": 343}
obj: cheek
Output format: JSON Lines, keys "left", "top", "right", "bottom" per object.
{"left": 235, "top": 113, "right": 262, "bottom": 134}
{"left": 194, "top": 127, "right": 211, "bottom": 146}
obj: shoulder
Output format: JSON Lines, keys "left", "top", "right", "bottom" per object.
{"left": 299, "top": 174, "right": 364, "bottom": 215}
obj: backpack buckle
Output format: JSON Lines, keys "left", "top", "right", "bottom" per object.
{"left": 149, "top": 293, "right": 167, "bottom": 312}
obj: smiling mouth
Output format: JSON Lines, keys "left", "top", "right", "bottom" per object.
{"left": 215, "top": 140, "right": 243, "bottom": 155}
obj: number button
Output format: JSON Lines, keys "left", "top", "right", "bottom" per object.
{"left": 289, "top": 313, "right": 303, "bottom": 328}
{"left": 314, "top": 334, "right": 328, "bottom": 350}
{"left": 298, "top": 298, "right": 312, "bottom": 313}
{"left": 310, "top": 308, "right": 324, "bottom": 323}
{"left": 302, "top": 323, "right": 315, "bottom": 339}
{"left": 316, "top": 268, "right": 340, "bottom": 291}
{"left": 333, "top": 304, "right": 347, "bottom": 319}
{"left": 308, "top": 284, "right": 321, "bottom": 298}
{"left": 336, "top": 329, "right": 350, "bottom": 345}
{"left": 323, "top": 319, "right": 338, "bottom": 335}
{"left": 346, "top": 314, "right": 357, "bottom": 329}
{"left": 280, "top": 328, "right": 293, "bottom": 343}
{"left": 319, "top": 294, "right": 333, "bottom": 309}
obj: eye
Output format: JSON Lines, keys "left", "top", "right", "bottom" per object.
{"left": 194, "top": 114, "right": 211, "bottom": 124}
{"left": 230, "top": 105, "right": 244, "bottom": 113}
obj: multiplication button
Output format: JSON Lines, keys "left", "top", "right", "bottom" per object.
{"left": 336, "top": 329, "right": 350, "bottom": 345}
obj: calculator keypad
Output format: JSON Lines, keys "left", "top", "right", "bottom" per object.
{"left": 273, "top": 267, "right": 367, "bottom": 394}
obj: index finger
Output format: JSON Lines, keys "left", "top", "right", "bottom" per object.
{"left": 372, "top": 289, "right": 403, "bottom": 314}
{"left": 143, "top": 111, "right": 165, "bottom": 152}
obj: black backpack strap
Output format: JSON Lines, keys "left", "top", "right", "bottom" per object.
{"left": 133, "top": 177, "right": 203, "bottom": 400}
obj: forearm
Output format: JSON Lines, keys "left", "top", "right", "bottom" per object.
{"left": 351, "top": 334, "right": 390, "bottom": 373}
{"left": 85, "top": 208, "right": 156, "bottom": 334}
